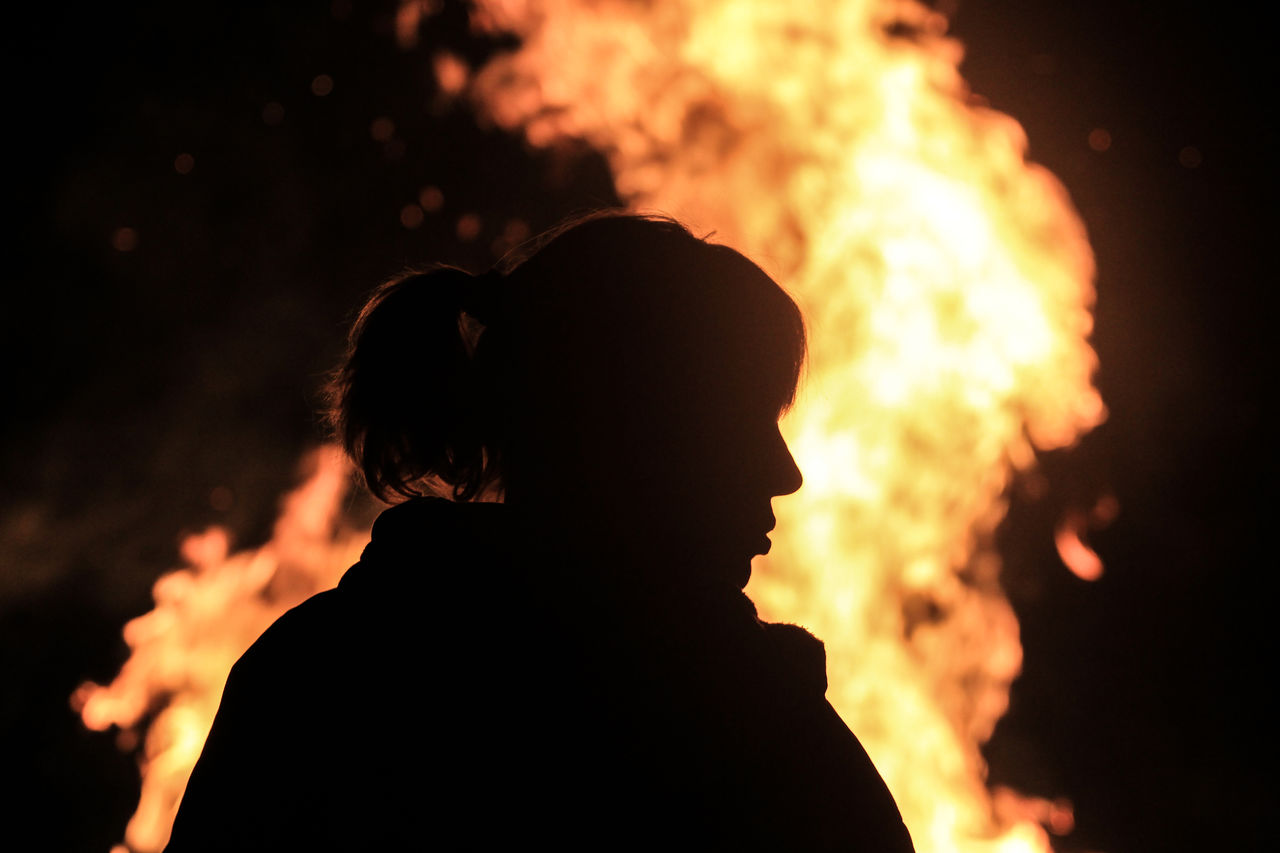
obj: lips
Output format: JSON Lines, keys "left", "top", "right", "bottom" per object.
{"left": 753, "top": 517, "right": 776, "bottom": 555}
{"left": 702, "top": 509, "right": 777, "bottom": 560}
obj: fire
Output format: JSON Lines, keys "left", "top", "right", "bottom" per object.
{"left": 465, "top": 1, "right": 1103, "bottom": 851}
{"left": 72, "top": 449, "right": 366, "bottom": 853}
{"left": 78, "top": 2, "right": 1104, "bottom": 851}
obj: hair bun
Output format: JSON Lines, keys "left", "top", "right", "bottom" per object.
{"left": 326, "top": 265, "right": 498, "bottom": 502}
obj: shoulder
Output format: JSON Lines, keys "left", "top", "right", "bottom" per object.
{"left": 760, "top": 620, "right": 828, "bottom": 698}
{"left": 219, "top": 587, "right": 365, "bottom": 717}
{"left": 235, "top": 589, "right": 348, "bottom": 671}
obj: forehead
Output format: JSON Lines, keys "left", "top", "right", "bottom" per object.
{"left": 511, "top": 219, "right": 805, "bottom": 412}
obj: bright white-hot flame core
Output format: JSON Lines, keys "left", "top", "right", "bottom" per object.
{"left": 77, "top": 3, "right": 1103, "bottom": 850}
{"left": 464, "top": 2, "right": 1103, "bottom": 850}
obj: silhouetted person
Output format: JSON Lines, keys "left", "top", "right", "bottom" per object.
{"left": 166, "top": 213, "right": 915, "bottom": 851}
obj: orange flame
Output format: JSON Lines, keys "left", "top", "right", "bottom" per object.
{"left": 1055, "top": 513, "right": 1103, "bottom": 582}
{"left": 465, "top": 1, "right": 1103, "bottom": 851}
{"left": 72, "top": 449, "right": 366, "bottom": 852}
{"left": 80, "top": 2, "right": 1104, "bottom": 850}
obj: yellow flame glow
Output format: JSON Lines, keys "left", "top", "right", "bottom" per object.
{"left": 466, "top": 2, "right": 1102, "bottom": 851}
{"left": 78, "top": 2, "right": 1104, "bottom": 850}
{"left": 72, "top": 449, "right": 365, "bottom": 852}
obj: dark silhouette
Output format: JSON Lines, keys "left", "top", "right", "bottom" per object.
{"left": 165, "top": 213, "right": 915, "bottom": 851}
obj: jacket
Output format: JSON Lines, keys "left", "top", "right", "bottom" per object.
{"left": 166, "top": 497, "right": 914, "bottom": 851}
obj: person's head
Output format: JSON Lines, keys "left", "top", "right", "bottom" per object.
{"left": 328, "top": 212, "right": 804, "bottom": 586}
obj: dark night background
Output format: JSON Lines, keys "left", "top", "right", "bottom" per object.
{"left": 1, "top": 1, "right": 1267, "bottom": 850}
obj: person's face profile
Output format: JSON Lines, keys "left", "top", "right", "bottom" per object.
{"left": 643, "top": 385, "right": 802, "bottom": 582}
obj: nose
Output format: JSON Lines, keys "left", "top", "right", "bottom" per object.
{"left": 769, "top": 425, "right": 803, "bottom": 497}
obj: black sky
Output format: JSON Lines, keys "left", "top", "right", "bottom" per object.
{"left": 2, "top": 2, "right": 1268, "bottom": 851}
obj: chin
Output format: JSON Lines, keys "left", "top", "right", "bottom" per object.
{"left": 687, "top": 536, "right": 759, "bottom": 589}
{"left": 728, "top": 560, "right": 753, "bottom": 589}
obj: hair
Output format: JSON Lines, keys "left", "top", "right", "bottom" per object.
{"left": 326, "top": 211, "right": 805, "bottom": 503}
